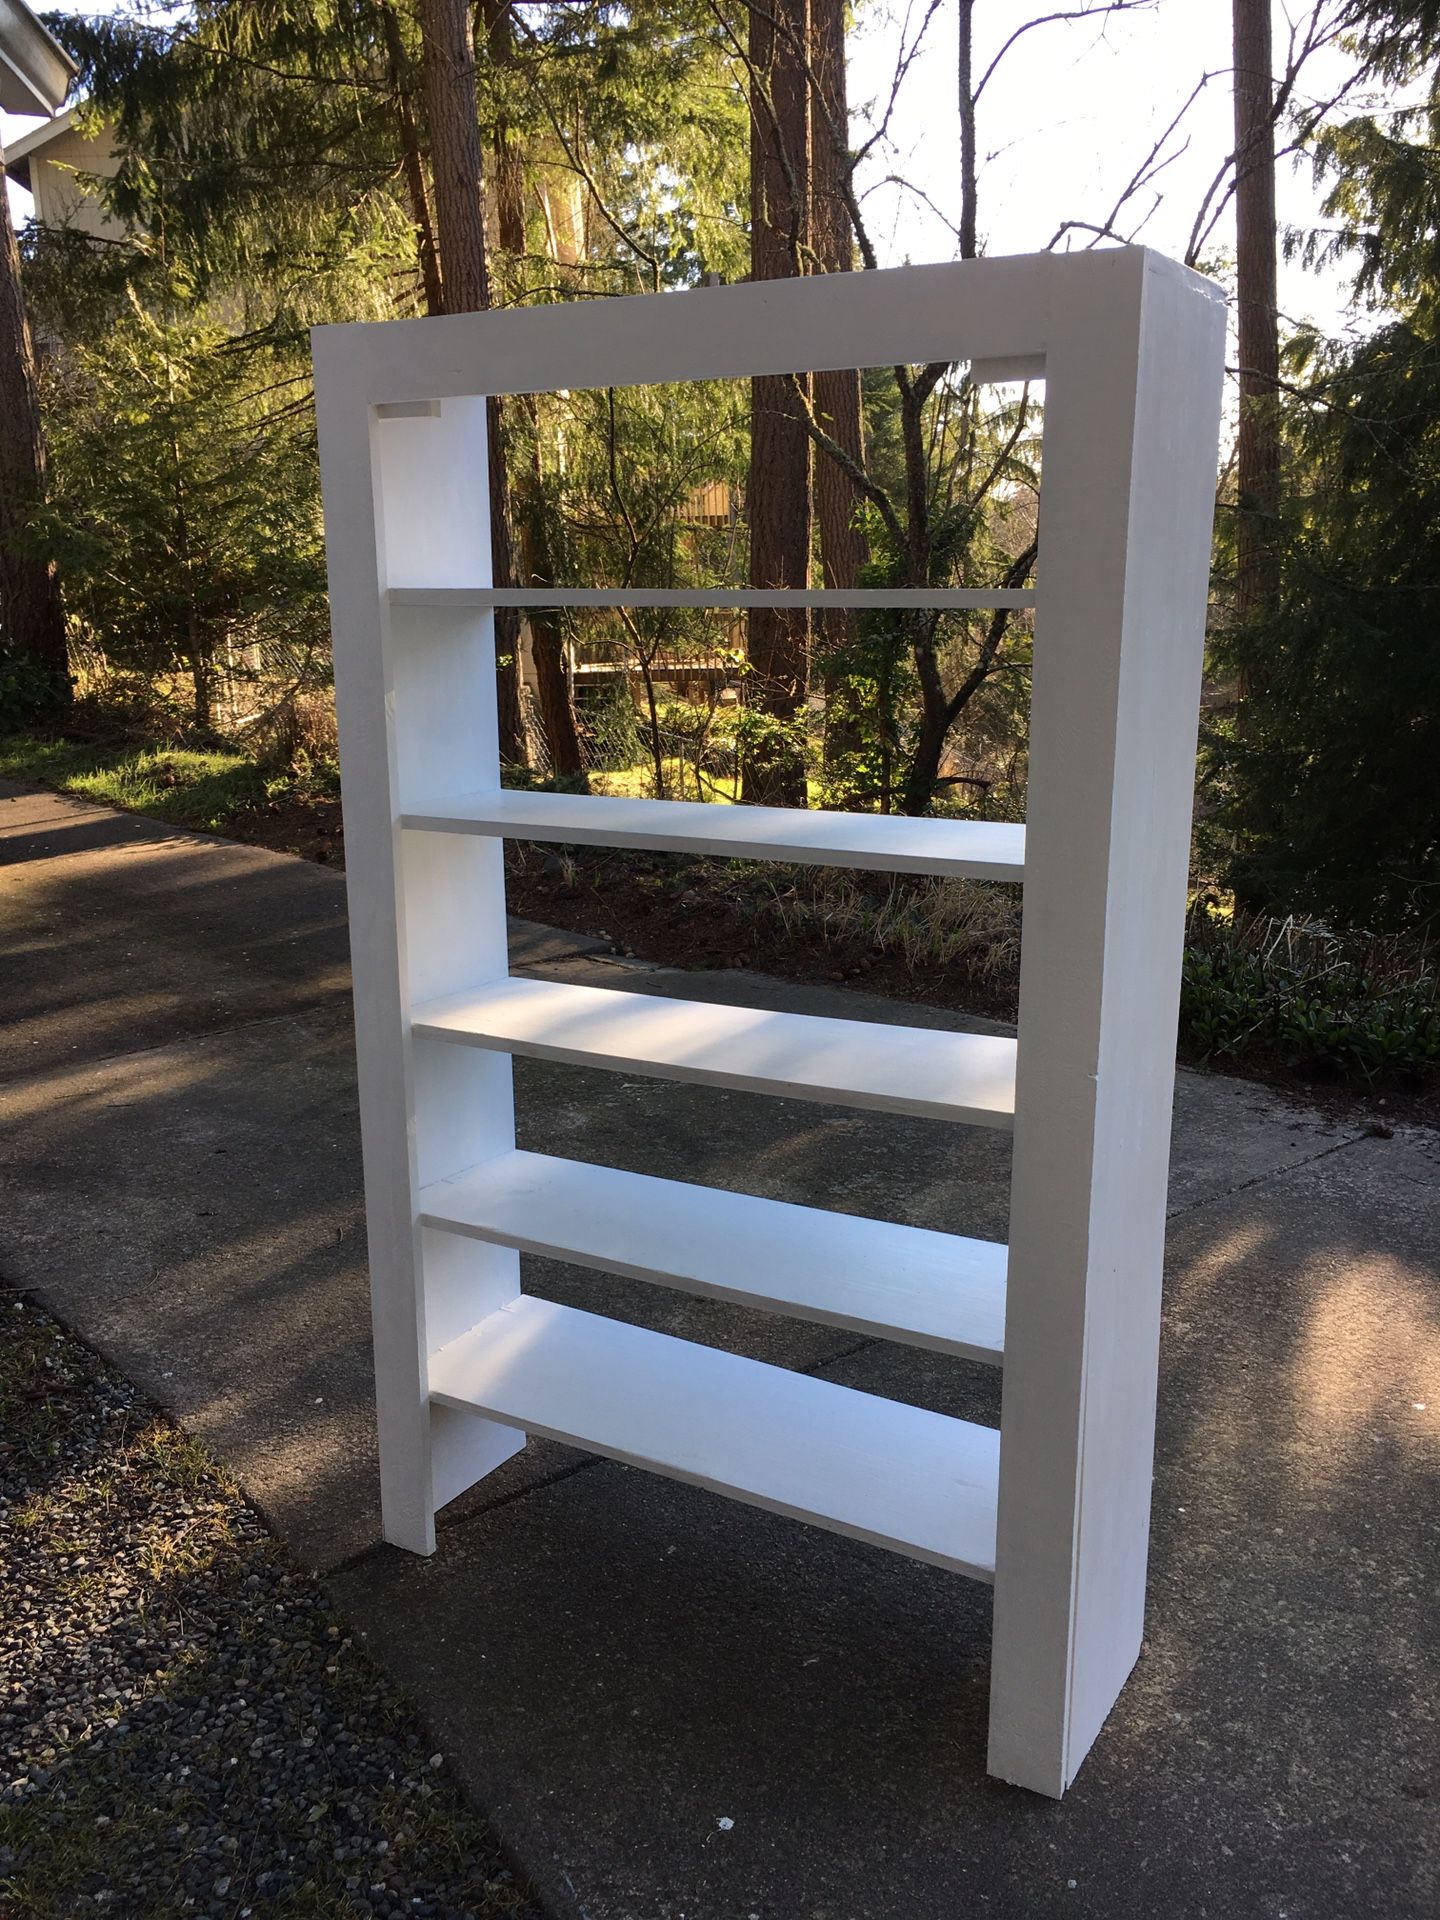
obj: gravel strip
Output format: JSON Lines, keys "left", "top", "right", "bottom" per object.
{"left": 0, "top": 1292, "right": 539, "bottom": 1919}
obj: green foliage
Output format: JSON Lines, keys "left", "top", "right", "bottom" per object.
{"left": 1219, "top": 4, "right": 1440, "bottom": 932}
{"left": 525, "top": 375, "right": 748, "bottom": 796}
{"left": 812, "top": 368, "right": 1039, "bottom": 816}
{"left": 0, "top": 635, "right": 66, "bottom": 732}
{"left": 728, "top": 700, "right": 808, "bottom": 797}
{"left": 506, "top": 0, "right": 749, "bottom": 293}
{"left": 583, "top": 676, "right": 648, "bottom": 772}
{"left": 1299, "top": 4, "right": 1440, "bottom": 312}
{"left": 0, "top": 734, "right": 278, "bottom": 830}
{"left": 1212, "top": 316, "right": 1440, "bottom": 932}
{"left": 29, "top": 255, "right": 329, "bottom": 734}
{"left": 47, "top": 1, "right": 420, "bottom": 318}
{"left": 25, "top": 0, "right": 750, "bottom": 803}
{"left": 1180, "top": 899, "right": 1440, "bottom": 1081}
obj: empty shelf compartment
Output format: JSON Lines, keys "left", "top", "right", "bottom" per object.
{"left": 421, "top": 1150, "right": 1007, "bottom": 1362}
{"left": 411, "top": 977, "right": 1017, "bottom": 1128}
{"left": 427, "top": 1296, "right": 1000, "bottom": 1578}
{"left": 402, "top": 788, "right": 1025, "bottom": 882}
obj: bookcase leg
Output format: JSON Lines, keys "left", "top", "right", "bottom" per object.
{"left": 316, "top": 389, "right": 524, "bottom": 1556}
{"left": 986, "top": 251, "right": 1226, "bottom": 1795}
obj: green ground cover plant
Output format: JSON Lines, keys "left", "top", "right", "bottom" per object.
{"left": 1180, "top": 899, "right": 1440, "bottom": 1083}
{"left": 0, "top": 733, "right": 337, "bottom": 837}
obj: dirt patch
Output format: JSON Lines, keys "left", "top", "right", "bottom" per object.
{"left": 504, "top": 841, "right": 1024, "bottom": 1021}
{"left": 228, "top": 789, "right": 346, "bottom": 866}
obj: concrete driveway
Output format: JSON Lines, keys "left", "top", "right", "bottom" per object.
{"left": 2, "top": 779, "right": 1435, "bottom": 1920}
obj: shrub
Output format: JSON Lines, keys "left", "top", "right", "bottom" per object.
{"left": 1180, "top": 899, "right": 1440, "bottom": 1082}
{"left": 0, "top": 635, "right": 65, "bottom": 732}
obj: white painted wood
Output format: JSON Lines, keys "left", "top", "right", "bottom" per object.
{"left": 372, "top": 397, "right": 491, "bottom": 593}
{"left": 968, "top": 353, "right": 1046, "bottom": 385}
{"left": 390, "top": 602, "right": 501, "bottom": 813}
{"left": 314, "top": 376, "right": 525, "bottom": 1556}
{"left": 403, "top": 789, "right": 1025, "bottom": 881}
{"left": 312, "top": 254, "right": 1059, "bottom": 407}
{"left": 411, "top": 976, "right": 1017, "bottom": 1127}
{"left": 428, "top": 1296, "right": 1001, "bottom": 1578}
{"left": 987, "top": 249, "right": 1227, "bottom": 1795}
{"left": 315, "top": 247, "right": 1226, "bottom": 1794}
{"left": 390, "top": 586, "right": 1035, "bottom": 611}
{"left": 420, "top": 1150, "right": 1008, "bottom": 1362}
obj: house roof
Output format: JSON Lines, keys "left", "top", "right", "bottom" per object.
{"left": 0, "top": 0, "right": 74, "bottom": 119}
{"left": 4, "top": 100, "right": 78, "bottom": 189}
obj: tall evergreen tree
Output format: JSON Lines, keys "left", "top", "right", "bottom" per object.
{"left": 810, "top": 0, "right": 867, "bottom": 771}
{"left": 744, "top": 0, "right": 811, "bottom": 807}
{"left": 0, "top": 150, "right": 67, "bottom": 713}
{"left": 1232, "top": 0, "right": 1282, "bottom": 650}
{"left": 1218, "top": 0, "right": 1440, "bottom": 928}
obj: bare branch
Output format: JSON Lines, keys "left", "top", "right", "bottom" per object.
{"left": 784, "top": 371, "right": 906, "bottom": 556}
{"left": 942, "top": 538, "right": 1040, "bottom": 731}
{"left": 972, "top": 1, "right": 1157, "bottom": 105}
{"left": 1049, "top": 70, "right": 1210, "bottom": 253}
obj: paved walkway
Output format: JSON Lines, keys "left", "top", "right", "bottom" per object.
{"left": 2, "top": 778, "right": 1435, "bottom": 1920}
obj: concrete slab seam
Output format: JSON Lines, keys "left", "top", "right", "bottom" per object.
{"left": 1164, "top": 1124, "right": 1372, "bottom": 1223}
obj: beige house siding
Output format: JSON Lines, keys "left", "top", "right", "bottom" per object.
{"left": 7, "top": 109, "right": 123, "bottom": 239}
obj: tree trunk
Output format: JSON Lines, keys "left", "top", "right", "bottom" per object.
{"left": 189, "top": 637, "right": 213, "bottom": 734}
{"left": 486, "top": 396, "right": 528, "bottom": 768}
{"left": 745, "top": 0, "right": 812, "bottom": 807}
{"left": 478, "top": 0, "right": 533, "bottom": 769}
{"left": 1232, "top": 0, "right": 1281, "bottom": 646}
{"left": 418, "top": 0, "right": 490, "bottom": 311}
{"left": 901, "top": 542, "right": 1035, "bottom": 815}
{"left": 810, "top": 0, "right": 867, "bottom": 777}
{"left": 483, "top": 0, "right": 527, "bottom": 271}
{"left": 415, "top": 0, "right": 528, "bottom": 765}
{"left": 518, "top": 410, "right": 586, "bottom": 776}
{"left": 0, "top": 154, "right": 67, "bottom": 709}
{"left": 902, "top": 617, "right": 950, "bottom": 815}
{"left": 379, "top": 1, "right": 444, "bottom": 318}
{"left": 958, "top": 0, "right": 977, "bottom": 261}
{"left": 484, "top": 0, "right": 585, "bottom": 779}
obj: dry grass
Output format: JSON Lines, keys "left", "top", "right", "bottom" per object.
{"left": 765, "top": 869, "right": 1022, "bottom": 991}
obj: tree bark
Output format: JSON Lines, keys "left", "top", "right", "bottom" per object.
{"left": 484, "top": 0, "right": 584, "bottom": 779}
{"left": 745, "top": 0, "right": 812, "bottom": 806}
{"left": 483, "top": 0, "right": 527, "bottom": 267}
{"left": 415, "top": 0, "right": 530, "bottom": 765}
{"left": 809, "top": 0, "right": 867, "bottom": 775}
{"left": 958, "top": 0, "right": 977, "bottom": 260}
{"left": 1232, "top": 0, "right": 1281, "bottom": 643}
{"left": 0, "top": 154, "right": 67, "bottom": 707}
{"left": 486, "top": 396, "right": 528, "bottom": 768}
{"left": 380, "top": 1, "right": 444, "bottom": 318}
{"left": 517, "top": 412, "right": 586, "bottom": 776}
{"left": 418, "top": 0, "right": 490, "bottom": 310}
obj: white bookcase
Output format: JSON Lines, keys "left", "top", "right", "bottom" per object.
{"left": 312, "top": 248, "right": 1225, "bottom": 1798}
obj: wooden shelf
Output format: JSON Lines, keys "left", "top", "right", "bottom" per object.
{"left": 411, "top": 977, "right": 1017, "bottom": 1128}
{"left": 420, "top": 1150, "right": 1007, "bottom": 1362}
{"left": 403, "top": 789, "right": 1025, "bottom": 882}
{"left": 427, "top": 1295, "right": 1001, "bottom": 1579}
{"left": 390, "top": 585, "right": 1035, "bottom": 612}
